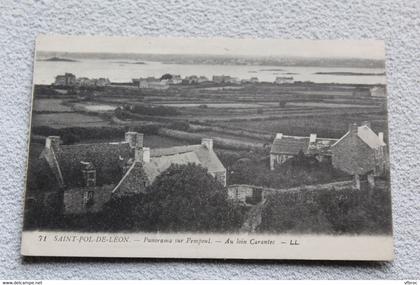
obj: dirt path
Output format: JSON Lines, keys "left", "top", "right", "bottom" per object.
{"left": 240, "top": 198, "right": 267, "bottom": 233}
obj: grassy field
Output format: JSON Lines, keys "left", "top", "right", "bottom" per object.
{"left": 32, "top": 99, "right": 73, "bottom": 112}
{"left": 225, "top": 113, "right": 388, "bottom": 138}
{"left": 31, "top": 81, "right": 388, "bottom": 147}
{"left": 31, "top": 113, "right": 110, "bottom": 128}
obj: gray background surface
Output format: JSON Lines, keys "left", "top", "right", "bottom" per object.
{"left": 0, "top": 0, "right": 419, "bottom": 279}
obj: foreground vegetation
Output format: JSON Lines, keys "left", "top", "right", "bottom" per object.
{"left": 259, "top": 179, "right": 392, "bottom": 235}
{"left": 25, "top": 164, "right": 246, "bottom": 233}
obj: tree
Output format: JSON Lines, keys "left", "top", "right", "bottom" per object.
{"left": 160, "top": 73, "right": 173, "bottom": 80}
{"left": 143, "top": 164, "right": 245, "bottom": 232}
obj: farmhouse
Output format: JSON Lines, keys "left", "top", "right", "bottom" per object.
{"left": 331, "top": 122, "right": 387, "bottom": 189}
{"left": 39, "top": 133, "right": 226, "bottom": 215}
{"left": 270, "top": 133, "right": 337, "bottom": 170}
{"left": 269, "top": 121, "right": 387, "bottom": 189}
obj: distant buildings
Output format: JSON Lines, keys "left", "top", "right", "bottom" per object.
{"left": 54, "top": 73, "right": 110, "bottom": 88}
{"left": 39, "top": 133, "right": 226, "bottom": 215}
{"left": 197, "top": 76, "right": 209, "bottom": 83}
{"left": 183, "top": 75, "right": 199, "bottom": 84}
{"left": 54, "top": 73, "right": 76, "bottom": 86}
{"left": 274, "top": 76, "right": 294, "bottom": 84}
{"left": 370, "top": 86, "right": 387, "bottom": 97}
{"left": 138, "top": 77, "right": 169, "bottom": 90}
{"left": 168, "top": 75, "right": 182, "bottom": 84}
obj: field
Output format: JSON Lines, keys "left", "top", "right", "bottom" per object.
{"left": 31, "top": 113, "right": 109, "bottom": 128}
{"left": 32, "top": 99, "right": 73, "bottom": 112}
{"left": 31, "top": 81, "right": 388, "bottom": 150}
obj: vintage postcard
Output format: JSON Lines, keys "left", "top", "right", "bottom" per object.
{"left": 21, "top": 35, "right": 393, "bottom": 260}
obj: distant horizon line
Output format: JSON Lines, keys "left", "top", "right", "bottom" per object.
{"left": 37, "top": 50, "right": 385, "bottom": 61}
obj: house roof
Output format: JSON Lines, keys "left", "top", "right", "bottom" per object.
{"left": 270, "top": 136, "right": 310, "bottom": 155}
{"left": 150, "top": 145, "right": 199, "bottom": 157}
{"left": 113, "top": 144, "right": 226, "bottom": 190}
{"left": 307, "top": 138, "right": 338, "bottom": 155}
{"left": 145, "top": 144, "right": 225, "bottom": 183}
{"left": 332, "top": 125, "right": 386, "bottom": 150}
{"left": 357, "top": 125, "right": 386, "bottom": 149}
{"left": 54, "top": 142, "right": 133, "bottom": 188}
{"left": 112, "top": 161, "right": 148, "bottom": 196}
{"left": 144, "top": 151, "right": 202, "bottom": 183}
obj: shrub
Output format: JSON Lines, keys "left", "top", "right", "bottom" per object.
{"left": 168, "top": 121, "right": 190, "bottom": 131}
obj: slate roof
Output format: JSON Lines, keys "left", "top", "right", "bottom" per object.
{"left": 270, "top": 136, "right": 310, "bottom": 155}
{"left": 112, "top": 162, "right": 148, "bottom": 196}
{"left": 54, "top": 142, "right": 133, "bottom": 188}
{"left": 307, "top": 138, "right": 338, "bottom": 156}
{"left": 145, "top": 144, "right": 226, "bottom": 183}
{"left": 144, "top": 151, "right": 202, "bottom": 183}
{"left": 150, "top": 145, "right": 199, "bottom": 157}
{"left": 332, "top": 125, "right": 386, "bottom": 150}
{"left": 113, "top": 144, "right": 226, "bottom": 191}
{"left": 356, "top": 125, "right": 386, "bottom": 149}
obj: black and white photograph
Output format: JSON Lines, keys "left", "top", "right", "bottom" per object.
{"left": 21, "top": 36, "right": 393, "bottom": 260}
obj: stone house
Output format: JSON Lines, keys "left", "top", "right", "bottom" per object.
{"left": 269, "top": 133, "right": 337, "bottom": 170}
{"left": 269, "top": 122, "right": 387, "bottom": 189}
{"left": 39, "top": 132, "right": 226, "bottom": 215}
{"left": 331, "top": 122, "right": 387, "bottom": 189}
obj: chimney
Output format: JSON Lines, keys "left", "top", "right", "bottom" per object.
{"left": 309, "top": 133, "right": 317, "bottom": 143}
{"left": 275, "top": 133, "right": 283, "bottom": 139}
{"left": 361, "top": 121, "right": 371, "bottom": 128}
{"left": 201, "top": 138, "right": 213, "bottom": 151}
{"left": 348, "top": 123, "right": 358, "bottom": 136}
{"left": 135, "top": 147, "right": 150, "bottom": 163}
{"left": 45, "top": 136, "right": 61, "bottom": 150}
{"left": 125, "top": 132, "right": 143, "bottom": 149}
{"left": 378, "top": 132, "right": 384, "bottom": 144}
{"left": 142, "top": 147, "right": 150, "bottom": 163}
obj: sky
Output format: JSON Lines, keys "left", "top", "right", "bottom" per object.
{"left": 36, "top": 35, "right": 385, "bottom": 59}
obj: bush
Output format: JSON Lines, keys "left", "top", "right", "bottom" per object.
{"left": 168, "top": 121, "right": 190, "bottom": 131}
{"left": 99, "top": 164, "right": 246, "bottom": 232}
{"left": 127, "top": 104, "right": 180, "bottom": 116}
{"left": 259, "top": 182, "right": 392, "bottom": 235}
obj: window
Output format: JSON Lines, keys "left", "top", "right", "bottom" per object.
{"left": 83, "top": 190, "right": 95, "bottom": 207}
